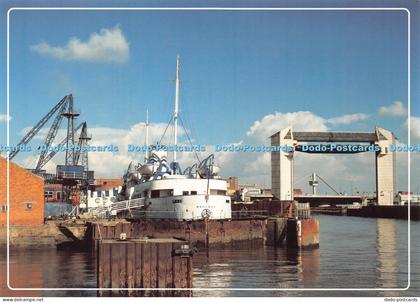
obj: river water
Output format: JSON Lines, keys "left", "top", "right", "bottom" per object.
{"left": 1, "top": 215, "right": 419, "bottom": 297}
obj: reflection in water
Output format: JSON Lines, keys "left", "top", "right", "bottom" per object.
{"left": 0, "top": 216, "right": 418, "bottom": 297}
{"left": 1, "top": 248, "right": 96, "bottom": 297}
{"left": 376, "top": 219, "right": 398, "bottom": 287}
{"left": 193, "top": 245, "right": 320, "bottom": 296}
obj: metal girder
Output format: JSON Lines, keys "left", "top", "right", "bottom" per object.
{"left": 74, "top": 122, "right": 90, "bottom": 171}
{"left": 35, "top": 122, "right": 85, "bottom": 172}
{"left": 292, "top": 131, "right": 377, "bottom": 143}
{"left": 63, "top": 95, "right": 79, "bottom": 166}
{"left": 35, "top": 98, "right": 70, "bottom": 171}
{"left": 9, "top": 95, "right": 70, "bottom": 160}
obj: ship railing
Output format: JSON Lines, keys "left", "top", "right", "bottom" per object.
{"left": 108, "top": 197, "right": 145, "bottom": 212}
{"left": 88, "top": 197, "right": 146, "bottom": 217}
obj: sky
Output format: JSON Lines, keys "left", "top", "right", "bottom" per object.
{"left": 0, "top": 1, "right": 419, "bottom": 194}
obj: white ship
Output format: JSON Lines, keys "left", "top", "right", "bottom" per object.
{"left": 118, "top": 56, "right": 232, "bottom": 220}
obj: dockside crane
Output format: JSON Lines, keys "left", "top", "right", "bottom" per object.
{"left": 9, "top": 94, "right": 94, "bottom": 205}
{"left": 74, "top": 122, "right": 91, "bottom": 172}
{"left": 8, "top": 94, "right": 89, "bottom": 174}
{"left": 35, "top": 122, "right": 85, "bottom": 172}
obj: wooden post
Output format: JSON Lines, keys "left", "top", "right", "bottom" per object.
{"left": 97, "top": 238, "right": 193, "bottom": 297}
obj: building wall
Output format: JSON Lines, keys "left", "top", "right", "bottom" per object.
{"left": 227, "top": 177, "right": 238, "bottom": 191}
{"left": 396, "top": 193, "right": 420, "bottom": 205}
{"left": 95, "top": 178, "right": 124, "bottom": 191}
{"left": 0, "top": 158, "right": 45, "bottom": 225}
{"left": 271, "top": 127, "right": 294, "bottom": 201}
{"left": 44, "top": 183, "right": 65, "bottom": 202}
{"left": 375, "top": 128, "right": 396, "bottom": 206}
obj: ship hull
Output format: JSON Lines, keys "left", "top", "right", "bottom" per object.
{"left": 129, "top": 177, "right": 232, "bottom": 220}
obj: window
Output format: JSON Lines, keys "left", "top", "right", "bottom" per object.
{"left": 44, "top": 191, "right": 53, "bottom": 198}
{"left": 161, "top": 189, "right": 173, "bottom": 197}
{"left": 191, "top": 191, "right": 197, "bottom": 195}
{"left": 1, "top": 205, "right": 8, "bottom": 212}
{"left": 57, "top": 192, "right": 61, "bottom": 200}
{"left": 210, "top": 190, "right": 226, "bottom": 196}
{"left": 183, "top": 191, "right": 189, "bottom": 196}
{"left": 105, "top": 191, "right": 110, "bottom": 197}
{"left": 25, "top": 203, "right": 33, "bottom": 211}
{"left": 226, "top": 200, "right": 230, "bottom": 203}
{"left": 97, "top": 191, "right": 102, "bottom": 197}
{"left": 151, "top": 189, "right": 173, "bottom": 198}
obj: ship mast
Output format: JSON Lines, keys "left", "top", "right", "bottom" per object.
{"left": 173, "top": 55, "right": 180, "bottom": 173}
{"left": 145, "top": 109, "right": 149, "bottom": 159}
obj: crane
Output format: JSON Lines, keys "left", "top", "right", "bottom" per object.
{"left": 9, "top": 94, "right": 90, "bottom": 175}
{"left": 9, "top": 95, "right": 70, "bottom": 160}
{"left": 35, "top": 122, "right": 85, "bottom": 172}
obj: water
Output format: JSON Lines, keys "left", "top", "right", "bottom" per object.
{"left": 1, "top": 215, "right": 419, "bottom": 297}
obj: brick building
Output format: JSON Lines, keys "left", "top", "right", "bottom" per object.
{"left": 0, "top": 157, "right": 45, "bottom": 225}
{"left": 95, "top": 178, "right": 124, "bottom": 191}
{"left": 227, "top": 177, "right": 238, "bottom": 191}
{"left": 44, "top": 183, "right": 65, "bottom": 202}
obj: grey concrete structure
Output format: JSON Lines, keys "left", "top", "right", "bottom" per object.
{"left": 271, "top": 127, "right": 395, "bottom": 205}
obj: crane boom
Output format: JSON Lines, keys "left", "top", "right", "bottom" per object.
{"left": 74, "top": 122, "right": 90, "bottom": 166}
{"left": 35, "top": 121, "right": 84, "bottom": 172}
{"left": 9, "top": 95, "right": 70, "bottom": 160}
{"left": 35, "top": 98, "right": 69, "bottom": 171}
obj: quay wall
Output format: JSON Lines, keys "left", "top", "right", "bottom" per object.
{"left": 0, "top": 221, "right": 70, "bottom": 247}
{"left": 91, "top": 218, "right": 269, "bottom": 248}
{"left": 347, "top": 205, "right": 420, "bottom": 220}
{"left": 90, "top": 217, "right": 320, "bottom": 249}
{"left": 0, "top": 217, "right": 320, "bottom": 249}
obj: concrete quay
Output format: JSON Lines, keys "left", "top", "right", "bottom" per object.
{"left": 87, "top": 217, "right": 319, "bottom": 250}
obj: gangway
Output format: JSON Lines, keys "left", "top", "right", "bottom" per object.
{"left": 89, "top": 197, "right": 146, "bottom": 218}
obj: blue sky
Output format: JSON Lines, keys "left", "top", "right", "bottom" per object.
{"left": 5, "top": 8, "right": 410, "bottom": 142}
{"left": 0, "top": 1, "right": 418, "bottom": 192}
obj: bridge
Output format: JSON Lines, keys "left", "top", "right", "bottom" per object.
{"left": 292, "top": 172, "right": 369, "bottom": 207}
{"left": 294, "top": 195, "right": 363, "bottom": 207}
{"left": 271, "top": 127, "right": 395, "bottom": 206}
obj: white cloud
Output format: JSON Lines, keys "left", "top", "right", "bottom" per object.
{"left": 403, "top": 116, "right": 420, "bottom": 143}
{"left": 327, "top": 113, "right": 370, "bottom": 125}
{"left": 16, "top": 121, "right": 191, "bottom": 178}
{"left": 31, "top": 25, "right": 129, "bottom": 64}
{"left": 215, "top": 111, "right": 332, "bottom": 188}
{"left": 0, "top": 114, "right": 12, "bottom": 122}
{"left": 378, "top": 101, "right": 407, "bottom": 117}
{"left": 13, "top": 109, "right": 415, "bottom": 193}
{"left": 246, "top": 111, "right": 328, "bottom": 143}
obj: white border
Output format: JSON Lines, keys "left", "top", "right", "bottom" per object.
{"left": 6, "top": 6, "right": 411, "bottom": 292}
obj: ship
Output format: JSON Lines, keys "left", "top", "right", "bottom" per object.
{"left": 116, "top": 56, "right": 232, "bottom": 220}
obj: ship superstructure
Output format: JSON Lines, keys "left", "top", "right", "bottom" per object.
{"left": 117, "top": 56, "right": 232, "bottom": 220}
